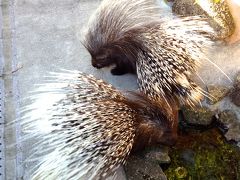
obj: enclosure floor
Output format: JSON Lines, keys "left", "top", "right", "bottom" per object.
{"left": 1, "top": 0, "right": 137, "bottom": 179}
{"left": 1, "top": 0, "right": 240, "bottom": 179}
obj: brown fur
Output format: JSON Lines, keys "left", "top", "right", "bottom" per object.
{"left": 122, "top": 92, "right": 178, "bottom": 150}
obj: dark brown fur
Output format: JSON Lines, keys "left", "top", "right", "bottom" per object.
{"left": 122, "top": 92, "right": 178, "bottom": 150}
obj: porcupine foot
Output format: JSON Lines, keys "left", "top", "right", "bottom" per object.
{"left": 111, "top": 60, "right": 136, "bottom": 75}
{"left": 111, "top": 66, "right": 129, "bottom": 75}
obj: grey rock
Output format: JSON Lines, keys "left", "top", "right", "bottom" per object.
{"left": 229, "top": 72, "right": 240, "bottom": 107}
{"left": 207, "top": 84, "right": 229, "bottom": 104}
{"left": 125, "top": 155, "right": 167, "bottom": 180}
{"left": 172, "top": 0, "right": 206, "bottom": 16}
{"left": 143, "top": 146, "right": 171, "bottom": 164}
{"left": 225, "top": 124, "right": 240, "bottom": 142}
{"left": 219, "top": 110, "right": 238, "bottom": 126}
{"left": 229, "top": 87, "right": 240, "bottom": 107}
{"left": 218, "top": 110, "right": 240, "bottom": 142}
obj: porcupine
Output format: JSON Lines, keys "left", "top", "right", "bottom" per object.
{"left": 83, "top": 0, "right": 215, "bottom": 107}
{"left": 21, "top": 70, "right": 176, "bottom": 180}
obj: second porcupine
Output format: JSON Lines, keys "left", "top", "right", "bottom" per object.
{"left": 83, "top": 0, "right": 214, "bottom": 107}
{"left": 21, "top": 71, "right": 176, "bottom": 180}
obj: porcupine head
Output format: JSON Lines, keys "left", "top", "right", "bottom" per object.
{"left": 19, "top": 71, "right": 176, "bottom": 180}
{"left": 82, "top": 0, "right": 215, "bottom": 106}
{"left": 82, "top": 0, "right": 161, "bottom": 75}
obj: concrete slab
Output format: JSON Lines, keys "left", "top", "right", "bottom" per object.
{"left": 3, "top": 0, "right": 137, "bottom": 179}
{"left": 1, "top": 0, "right": 240, "bottom": 179}
{"left": 0, "top": 1, "right": 5, "bottom": 177}
{"left": 0, "top": 79, "right": 5, "bottom": 180}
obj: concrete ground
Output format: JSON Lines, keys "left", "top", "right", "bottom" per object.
{"left": 1, "top": 0, "right": 138, "bottom": 179}
{"left": 1, "top": 0, "right": 240, "bottom": 179}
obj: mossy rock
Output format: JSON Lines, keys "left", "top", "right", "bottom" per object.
{"left": 207, "top": 85, "right": 229, "bottom": 105}
{"left": 172, "top": 0, "right": 234, "bottom": 39}
{"left": 229, "top": 71, "right": 240, "bottom": 107}
{"left": 181, "top": 106, "right": 214, "bottom": 126}
{"left": 164, "top": 129, "right": 240, "bottom": 179}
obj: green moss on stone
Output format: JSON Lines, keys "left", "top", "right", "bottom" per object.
{"left": 164, "top": 129, "right": 240, "bottom": 180}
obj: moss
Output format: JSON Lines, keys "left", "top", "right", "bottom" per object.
{"left": 174, "top": 167, "right": 188, "bottom": 179}
{"left": 164, "top": 129, "right": 240, "bottom": 180}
